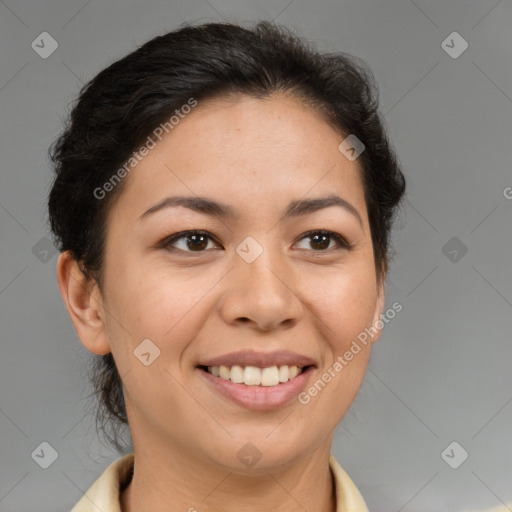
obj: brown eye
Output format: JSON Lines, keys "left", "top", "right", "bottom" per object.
{"left": 184, "top": 233, "right": 209, "bottom": 251}
{"left": 162, "top": 231, "right": 219, "bottom": 253}
{"left": 161, "top": 229, "right": 352, "bottom": 255}
{"left": 295, "top": 230, "right": 352, "bottom": 252}
{"left": 309, "top": 233, "right": 331, "bottom": 250}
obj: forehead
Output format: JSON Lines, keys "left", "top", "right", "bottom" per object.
{"left": 110, "top": 93, "right": 367, "bottom": 225}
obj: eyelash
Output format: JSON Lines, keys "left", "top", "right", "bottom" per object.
{"left": 160, "top": 229, "right": 354, "bottom": 254}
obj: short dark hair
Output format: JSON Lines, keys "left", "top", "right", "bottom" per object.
{"left": 47, "top": 20, "right": 406, "bottom": 452}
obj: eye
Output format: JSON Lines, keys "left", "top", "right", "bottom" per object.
{"left": 294, "top": 230, "right": 352, "bottom": 252}
{"left": 161, "top": 230, "right": 221, "bottom": 253}
{"left": 160, "top": 229, "right": 353, "bottom": 254}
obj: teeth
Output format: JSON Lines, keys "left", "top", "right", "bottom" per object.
{"left": 289, "top": 365, "right": 299, "bottom": 379}
{"left": 205, "top": 364, "right": 304, "bottom": 386}
{"left": 230, "top": 365, "right": 244, "bottom": 384}
{"left": 244, "top": 366, "right": 261, "bottom": 385}
{"left": 219, "top": 365, "right": 230, "bottom": 380}
{"left": 261, "top": 366, "right": 279, "bottom": 386}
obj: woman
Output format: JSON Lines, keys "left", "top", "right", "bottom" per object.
{"left": 48, "top": 20, "right": 406, "bottom": 512}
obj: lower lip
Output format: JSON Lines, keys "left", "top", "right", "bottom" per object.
{"left": 196, "top": 366, "right": 315, "bottom": 411}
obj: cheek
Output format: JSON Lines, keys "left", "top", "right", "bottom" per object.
{"left": 105, "top": 266, "right": 215, "bottom": 423}
{"left": 295, "top": 270, "right": 376, "bottom": 425}
{"left": 107, "top": 263, "right": 217, "bottom": 361}
{"left": 303, "top": 264, "right": 378, "bottom": 351}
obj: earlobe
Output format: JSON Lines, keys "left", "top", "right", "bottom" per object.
{"left": 56, "top": 251, "right": 111, "bottom": 355}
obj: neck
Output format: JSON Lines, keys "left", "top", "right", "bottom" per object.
{"left": 120, "top": 442, "right": 336, "bottom": 512}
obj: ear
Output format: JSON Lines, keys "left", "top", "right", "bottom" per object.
{"left": 369, "top": 278, "right": 386, "bottom": 345}
{"left": 56, "top": 251, "right": 111, "bottom": 355}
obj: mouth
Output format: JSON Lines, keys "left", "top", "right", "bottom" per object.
{"left": 197, "top": 364, "right": 312, "bottom": 386}
{"left": 195, "top": 360, "right": 316, "bottom": 410}
{"left": 195, "top": 350, "right": 317, "bottom": 410}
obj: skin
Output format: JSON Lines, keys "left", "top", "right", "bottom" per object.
{"left": 57, "top": 92, "right": 385, "bottom": 512}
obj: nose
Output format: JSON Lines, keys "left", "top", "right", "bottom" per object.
{"left": 218, "top": 248, "right": 303, "bottom": 332}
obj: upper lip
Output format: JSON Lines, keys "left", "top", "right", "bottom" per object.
{"left": 197, "top": 350, "right": 317, "bottom": 368}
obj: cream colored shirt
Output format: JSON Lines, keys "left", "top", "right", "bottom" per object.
{"left": 70, "top": 452, "right": 369, "bottom": 511}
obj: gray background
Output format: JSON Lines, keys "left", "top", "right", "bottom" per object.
{"left": 1, "top": 1, "right": 511, "bottom": 511}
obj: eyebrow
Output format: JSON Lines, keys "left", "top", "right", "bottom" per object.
{"left": 139, "top": 194, "right": 363, "bottom": 227}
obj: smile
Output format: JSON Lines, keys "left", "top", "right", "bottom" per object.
{"left": 196, "top": 364, "right": 315, "bottom": 411}
{"left": 200, "top": 364, "right": 307, "bottom": 386}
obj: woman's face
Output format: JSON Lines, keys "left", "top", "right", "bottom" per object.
{"left": 71, "top": 93, "right": 384, "bottom": 471}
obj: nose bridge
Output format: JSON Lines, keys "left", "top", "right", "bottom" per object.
{"left": 237, "top": 235, "right": 290, "bottom": 296}
{"left": 219, "top": 234, "right": 302, "bottom": 329}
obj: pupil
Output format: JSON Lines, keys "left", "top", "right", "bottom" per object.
{"left": 312, "top": 234, "right": 329, "bottom": 250}
{"left": 188, "top": 234, "right": 207, "bottom": 251}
